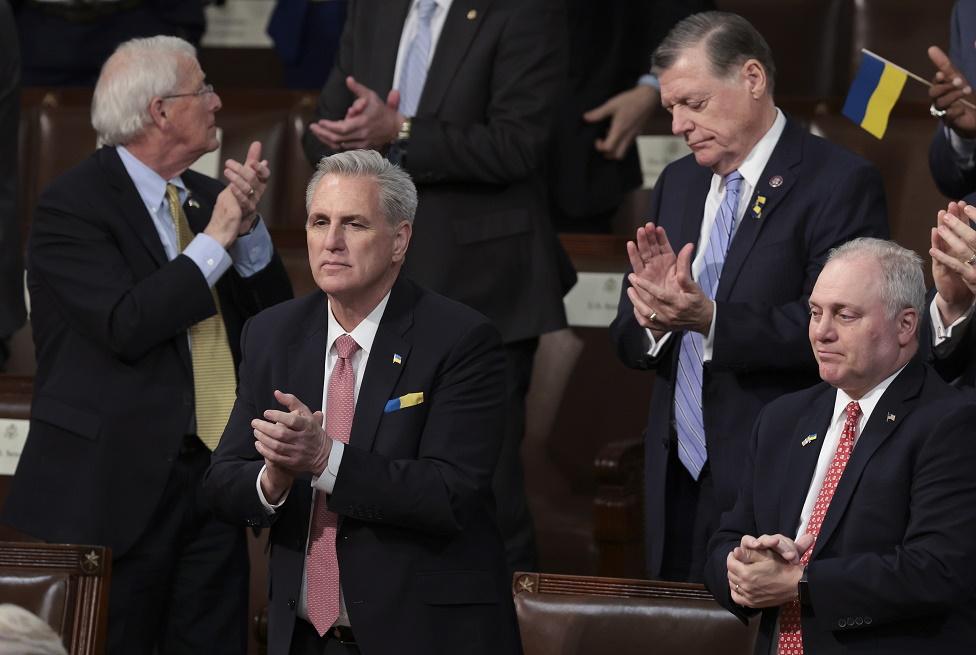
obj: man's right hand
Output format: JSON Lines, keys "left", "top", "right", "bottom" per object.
{"left": 931, "top": 201, "right": 976, "bottom": 323}
{"left": 928, "top": 46, "right": 976, "bottom": 139}
{"left": 205, "top": 141, "right": 269, "bottom": 248}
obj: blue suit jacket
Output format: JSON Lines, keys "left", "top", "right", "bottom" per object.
{"left": 204, "top": 277, "right": 521, "bottom": 655}
{"left": 704, "top": 359, "right": 976, "bottom": 654}
{"left": 609, "top": 117, "right": 889, "bottom": 578}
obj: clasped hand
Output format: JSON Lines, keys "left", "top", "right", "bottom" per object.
{"left": 625, "top": 221, "right": 713, "bottom": 336}
{"left": 726, "top": 533, "right": 813, "bottom": 608}
{"left": 253, "top": 389, "right": 331, "bottom": 479}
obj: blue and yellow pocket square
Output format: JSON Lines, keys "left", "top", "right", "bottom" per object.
{"left": 384, "top": 392, "right": 424, "bottom": 413}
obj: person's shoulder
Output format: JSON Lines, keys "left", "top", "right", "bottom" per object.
{"left": 786, "top": 118, "right": 878, "bottom": 176}
{"left": 182, "top": 168, "right": 224, "bottom": 197}
{"left": 246, "top": 291, "right": 325, "bottom": 336}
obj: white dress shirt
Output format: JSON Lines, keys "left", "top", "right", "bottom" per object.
{"left": 645, "top": 108, "right": 787, "bottom": 360}
{"left": 256, "top": 290, "right": 391, "bottom": 626}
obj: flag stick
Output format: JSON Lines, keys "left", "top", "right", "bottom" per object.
{"left": 862, "top": 48, "right": 976, "bottom": 111}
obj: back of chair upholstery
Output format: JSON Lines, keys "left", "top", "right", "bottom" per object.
{"left": 513, "top": 573, "right": 757, "bottom": 655}
{"left": 0, "top": 541, "right": 110, "bottom": 655}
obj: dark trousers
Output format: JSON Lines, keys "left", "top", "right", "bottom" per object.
{"left": 289, "top": 619, "right": 361, "bottom": 655}
{"left": 660, "top": 446, "right": 716, "bottom": 583}
{"left": 495, "top": 338, "right": 539, "bottom": 574}
{"left": 107, "top": 435, "right": 249, "bottom": 655}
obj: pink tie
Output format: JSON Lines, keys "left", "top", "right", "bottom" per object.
{"left": 306, "top": 334, "right": 360, "bottom": 636}
{"left": 777, "top": 401, "right": 862, "bottom": 655}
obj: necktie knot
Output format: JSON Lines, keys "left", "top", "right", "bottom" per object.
{"left": 845, "top": 401, "right": 862, "bottom": 422}
{"left": 417, "top": 0, "right": 437, "bottom": 21}
{"left": 334, "top": 334, "right": 360, "bottom": 360}
{"left": 724, "top": 170, "right": 743, "bottom": 192}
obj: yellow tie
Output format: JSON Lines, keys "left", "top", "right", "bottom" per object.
{"left": 165, "top": 184, "right": 237, "bottom": 450}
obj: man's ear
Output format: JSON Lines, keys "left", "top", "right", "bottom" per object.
{"left": 741, "top": 59, "right": 768, "bottom": 99}
{"left": 392, "top": 220, "right": 412, "bottom": 263}
{"left": 148, "top": 97, "right": 168, "bottom": 128}
{"left": 897, "top": 308, "right": 919, "bottom": 346}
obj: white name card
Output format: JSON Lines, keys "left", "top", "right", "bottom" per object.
{"left": 0, "top": 419, "right": 29, "bottom": 476}
{"left": 563, "top": 272, "right": 624, "bottom": 328}
{"left": 636, "top": 135, "right": 690, "bottom": 188}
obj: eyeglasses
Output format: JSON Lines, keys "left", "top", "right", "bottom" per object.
{"left": 161, "top": 83, "right": 215, "bottom": 100}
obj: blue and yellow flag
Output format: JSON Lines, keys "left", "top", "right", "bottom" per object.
{"left": 842, "top": 51, "right": 908, "bottom": 139}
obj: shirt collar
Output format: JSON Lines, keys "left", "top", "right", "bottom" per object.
{"left": 326, "top": 290, "right": 393, "bottom": 356}
{"left": 116, "top": 145, "right": 185, "bottom": 211}
{"left": 830, "top": 363, "right": 908, "bottom": 437}
{"left": 731, "top": 107, "right": 786, "bottom": 191}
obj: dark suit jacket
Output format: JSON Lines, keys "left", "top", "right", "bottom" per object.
{"left": 609, "top": 117, "right": 889, "bottom": 578}
{"left": 704, "top": 359, "right": 976, "bottom": 654}
{"left": 204, "top": 277, "right": 521, "bottom": 655}
{"left": 0, "top": 0, "right": 25, "bottom": 344}
{"left": 929, "top": 0, "right": 976, "bottom": 198}
{"left": 302, "top": 0, "right": 568, "bottom": 343}
{"left": 1, "top": 146, "right": 293, "bottom": 558}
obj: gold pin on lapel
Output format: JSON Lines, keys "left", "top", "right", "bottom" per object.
{"left": 752, "top": 195, "right": 767, "bottom": 220}
{"left": 187, "top": 197, "right": 200, "bottom": 209}
{"left": 886, "top": 413, "right": 896, "bottom": 422}
{"left": 801, "top": 433, "right": 818, "bottom": 447}
{"left": 467, "top": 9, "right": 477, "bottom": 19}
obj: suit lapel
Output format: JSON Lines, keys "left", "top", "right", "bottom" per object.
{"left": 717, "top": 118, "right": 803, "bottom": 300}
{"left": 418, "top": 0, "right": 492, "bottom": 115}
{"left": 349, "top": 278, "right": 413, "bottom": 453}
{"left": 99, "top": 147, "right": 168, "bottom": 267}
{"left": 778, "top": 385, "right": 835, "bottom": 536}
{"left": 812, "top": 360, "right": 926, "bottom": 558}
{"left": 678, "top": 167, "right": 712, "bottom": 250}
{"left": 287, "top": 294, "right": 330, "bottom": 416}
{"left": 374, "top": 0, "right": 413, "bottom": 91}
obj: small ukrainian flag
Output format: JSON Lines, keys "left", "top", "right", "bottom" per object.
{"left": 842, "top": 50, "right": 907, "bottom": 139}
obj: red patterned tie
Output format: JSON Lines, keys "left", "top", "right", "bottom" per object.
{"left": 306, "top": 334, "right": 360, "bottom": 636}
{"left": 777, "top": 400, "right": 861, "bottom": 654}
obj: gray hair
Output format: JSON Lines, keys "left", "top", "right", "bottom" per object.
{"left": 305, "top": 149, "right": 418, "bottom": 225}
{"left": 652, "top": 11, "right": 776, "bottom": 96}
{"left": 827, "top": 238, "right": 925, "bottom": 320}
{"left": 0, "top": 604, "right": 67, "bottom": 655}
{"left": 92, "top": 35, "right": 197, "bottom": 147}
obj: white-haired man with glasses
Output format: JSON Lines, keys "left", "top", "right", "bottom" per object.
{"left": 2, "top": 35, "right": 293, "bottom": 655}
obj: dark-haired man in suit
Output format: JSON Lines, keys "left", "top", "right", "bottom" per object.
{"left": 205, "top": 149, "right": 520, "bottom": 655}
{"left": 610, "top": 10, "right": 888, "bottom": 583}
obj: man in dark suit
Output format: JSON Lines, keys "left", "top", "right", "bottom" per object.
{"left": 0, "top": 0, "right": 25, "bottom": 371}
{"left": 928, "top": 0, "right": 976, "bottom": 199}
{"left": 1, "top": 36, "right": 293, "bottom": 654}
{"left": 300, "top": 0, "right": 569, "bottom": 573}
{"left": 704, "top": 238, "right": 976, "bottom": 654}
{"left": 204, "top": 149, "right": 520, "bottom": 655}
{"left": 609, "top": 11, "right": 889, "bottom": 583}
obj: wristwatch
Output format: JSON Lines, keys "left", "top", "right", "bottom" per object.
{"left": 388, "top": 117, "right": 412, "bottom": 166}
{"left": 798, "top": 567, "right": 810, "bottom": 607}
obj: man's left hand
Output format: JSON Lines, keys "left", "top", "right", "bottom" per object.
{"left": 252, "top": 389, "right": 331, "bottom": 476}
{"left": 308, "top": 76, "right": 404, "bottom": 151}
{"left": 627, "top": 242, "right": 713, "bottom": 334}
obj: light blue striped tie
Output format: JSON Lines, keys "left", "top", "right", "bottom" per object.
{"left": 398, "top": 0, "right": 437, "bottom": 117}
{"left": 673, "top": 170, "right": 743, "bottom": 480}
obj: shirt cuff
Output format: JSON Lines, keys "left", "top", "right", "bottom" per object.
{"left": 637, "top": 73, "right": 660, "bottom": 90}
{"left": 930, "top": 295, "right": 975, "bottom": 345}
{"left": 701, "top": 300, "right": 718, "bottom": 362}
{"left": 184, "top": 233, "right": 232, "bottom": 287}
{"left": 311, "top": 439, "right": 344, "bottom": 495}
{"left": 946, "top": 126, "right": 976, "bottom": 171}
{"left": 256, "top": 464, "right": 290, "bottom": 514}
{"left": 228, "top": 215, "right": 274, "bottom": 278}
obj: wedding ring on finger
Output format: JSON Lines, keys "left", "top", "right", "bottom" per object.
{"left": 966, "top": 252, "right": 976, "bottom": 266}
{"left": 930, "top": 103, "right": 948, "bottom": 118}
{"left": 247, "top": 187, "right": 256, "bottom": 197}
{"left": 735, "top": 583, "right": 741, "bottom": 593}
{"left": 647, "top": 311, "right": 658, "bottom": 322}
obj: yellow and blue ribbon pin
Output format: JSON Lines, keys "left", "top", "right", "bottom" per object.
{"left": 801, "top": 433, "right": 818, "bottom": 447}
{"left": 392, "top": 353, "right": 402, "bottom": 365}
{"left": 752, "top": 195, "right": 767, "bottom": 219}
{"left": 384, "top": 392, "right": 423, "bottom": 413}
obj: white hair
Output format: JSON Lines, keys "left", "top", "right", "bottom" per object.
{"left": 0, "top": 604, "right": 67, "bottom": 655}
{"left": 827, "top": 237, "right": 925, "bottom": 320}
{"left": 91, "top": 35, "right": 197, "bottom": 147}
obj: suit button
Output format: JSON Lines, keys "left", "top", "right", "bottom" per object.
{"left": 287, "top": 599, "right": 296, "bottom": 610}
{"left": 854, "top": 617, "right": 863, "bottom": 626}
{"left": 864, "top": 617, "right": 872, "bottom": 625}
{"left": 838, "top": 619, "right": 847, "bottom": 628}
